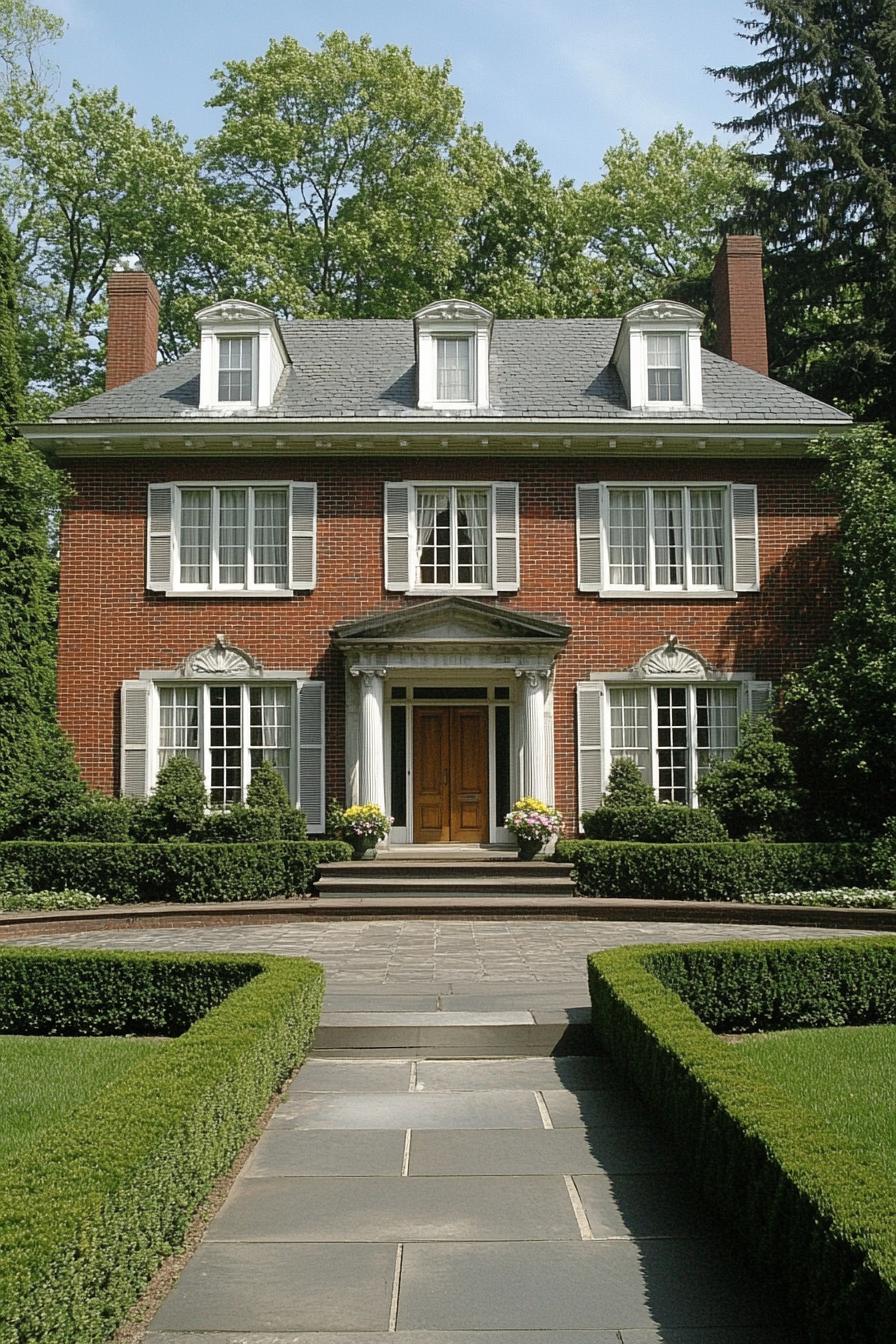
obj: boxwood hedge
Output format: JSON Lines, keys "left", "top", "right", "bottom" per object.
{"left": 580, "top": 804, "right": 727, "bottom": 843}
{"left": 0, "top": 946, "right": 324, "bottom": 1344}
{"left": 588, "top": 938, "right": 896, "bottom": 1343}
{"left": 556, "top": 837, "right": 872, "bottom": 901}
{"left": 0, "top": 838, "right": 352, "bottom": 903}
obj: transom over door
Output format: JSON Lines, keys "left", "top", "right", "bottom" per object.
{"left": 412, "top": 706, "right": 489, "bottom": 843}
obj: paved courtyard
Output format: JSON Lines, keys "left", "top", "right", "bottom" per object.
{"left": 10, "top": 917, "right": 866, "bottom": 1004}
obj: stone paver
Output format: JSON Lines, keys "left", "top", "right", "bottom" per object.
{"left": 146, "top": 1050, "right": 800, "bottom": 1341}
{"left": 7, "top": 917, "right": 867, "bottom": 1002}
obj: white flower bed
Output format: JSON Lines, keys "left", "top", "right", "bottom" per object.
{"left": 743, "top": 887, "right": 896, "bottom": 909}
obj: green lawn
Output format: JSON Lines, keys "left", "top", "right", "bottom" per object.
{"left": 736, "top": 1024, "right": 896, "bottom": 1181}
{"left": 0, "top": 1035, "right": 164, "bottom": 1161}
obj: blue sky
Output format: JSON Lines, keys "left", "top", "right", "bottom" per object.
{"left": 51, "top": 0, "right": 754, "bottom": 183}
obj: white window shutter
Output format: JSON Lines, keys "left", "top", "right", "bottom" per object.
{"left": 120, "top": 680, "right": 150, "bottom": 798}
{"left": 731, "top": 484, "right": 759, "bottom": 591}
{"left": 146, "top": 485, "right": 173, "bottom": 591}
{"left": 576, "top": 681, "right": 605, "bottom": 824}
{"left": 493, "top": 482, "right": 519, "bottom": 590}
{"left": 297, "top": 680, "right": 325, "bottom": 833}
{"left": 748, "top": 680, "right": 774, "bottom": 719}
{"left": 384, "top": 483, "right": 411, "bottom": 591}
{"left": 576, "top": 484, "right": 602, "bottom": 591}
{"left": 289, "top": 483, "right": 317, "bottom": 589}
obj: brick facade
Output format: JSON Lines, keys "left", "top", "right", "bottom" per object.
{"left": 57, "top": 451, "right": 838, "bottom": 825}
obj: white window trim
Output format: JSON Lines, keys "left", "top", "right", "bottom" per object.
{"left": 612, "top": 302, "right": 704, "bottom": 411}
{"left": 169, "top": 480, "right": 293, "bottom": 596}
{"left": 602, "top": 676, "right": 747, "bottom": 808}
{"left": 407, "top": 480, "right": 496, "bottom": 595}
{"left": 214, "top": 332, "right": 258, "bottom": 409}
{"left": 414, "top": 301, "right": 492, "bottom": 410}
{"left": 599, "top": 480, "right": 736, "bottom": 597}
{"left": 644, "top": 329, "right": 687, "bottom": 409}
{"left": 150, "top": 680, "right": 297, "bottom": 806}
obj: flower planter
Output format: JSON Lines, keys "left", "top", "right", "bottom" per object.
{"left": 516, "top": 838, "right": 542, "bottom": 861}
{"left": 349, "top": 842, "right": 378, "bottom": 861}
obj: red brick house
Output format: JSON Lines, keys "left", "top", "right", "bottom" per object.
{"left": 27, "top": 236, "right": 849, "bottom": 842}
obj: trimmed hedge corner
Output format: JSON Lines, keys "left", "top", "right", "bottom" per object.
{"left": 588, "top": 938, "right": 896, "bottom": 1343}
{"left": 555, "top": 837, "right": 872, "bottom": 901}
{"left": 0, "top": 839, "right": 352, "bottom": 904}
{"left": 0, "top": 946, "right": 324, "bottom": 1344}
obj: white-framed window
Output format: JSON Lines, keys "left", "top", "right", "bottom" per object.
{"left": 645, "top": 331, "right": 685, "bottom": 404}
{"left": 384, "top": 480, "right": 519, "bottom": 593}
{"left": 146, "top": 481, "right": 316, "bottom": 595}
{"left": 156, "top": 682, "right": 292, "bottom": 806}
{"left": 217, "top": 335, "right": 255, "bottom": 404}
{"left": 576, "top": 482, "right": 760, "bottom": 595}
{"left": 609, "top": 682, "right": 740, "bottom": 805}
{"left": 435, "top": 334, "right": 474, "bottom": 404}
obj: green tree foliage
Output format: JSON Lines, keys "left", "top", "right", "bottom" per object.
{"left": 712, "top": 0, "right": 896, "bottom": 423}
{"left": 697, "top": 713, "right": 800, "bottom": 839}
{"left": 0, "top": 213, "right": 85, "bottom": 836}
{"left": 582, "top": 126, "right": 756, "bottom": 315}
{"left": 203, "top": 31, "right": 470, "bottom": 318}
{"left": 782, "top": 426, "right": 896, "bottom": 833}
{"left": 600, "top": 757, "right": 657, "bottom": 809}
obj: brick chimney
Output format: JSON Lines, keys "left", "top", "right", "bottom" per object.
{"left": 712, "top": 235, "right": 768, "bottom": 377}
{"left": 106, "top": 267, "right": 159, "bottom": 390}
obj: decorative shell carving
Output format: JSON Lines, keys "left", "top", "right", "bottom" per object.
{"left": 179, "top": 634, "right": 263, "bottom": 678}
{"left": 635, "top": 634, "right": 713, "bottom": 679}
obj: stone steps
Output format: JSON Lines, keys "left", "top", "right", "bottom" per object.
{"left": 315, "top": 859, "right": 576, "bottom": 900}
{"left": 312, "top": 1008, "right": 593, "bottom": 1058}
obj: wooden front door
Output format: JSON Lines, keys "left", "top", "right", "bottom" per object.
{"left": 412, "top": 706, "right": 489, "bottom": 843}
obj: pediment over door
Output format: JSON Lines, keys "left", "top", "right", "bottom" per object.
{"left": 332, "top": 597, "right": 570, "bottom": 671}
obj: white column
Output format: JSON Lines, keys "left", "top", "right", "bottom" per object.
{"left": 355, "top": 669, "right": 386, "bottom": 811}
{"left": 518, "top": 669, "right": 549, "bottom": 801}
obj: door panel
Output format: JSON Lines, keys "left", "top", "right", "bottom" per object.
{"left": 450, "top": 707, "right": 489, "bottom": 842}
{"left": 413, "top": 707, "right": 450, "bottom": 842}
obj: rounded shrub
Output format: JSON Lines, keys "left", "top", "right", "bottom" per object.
{"left": 697, "top": 714, "right": 801, "bottom": 839}
{"left": 142, "top": 756, "right": 208, "bottom": 840}
{"left": 600, "top": 757, "right": 656, "bottom": 809}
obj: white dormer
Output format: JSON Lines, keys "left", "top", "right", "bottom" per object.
{"left": 196, "top": 300, "right": 289, "bottom": 412}
{"left": 414, "top": 300, "right": 493, "bottom": 411}
{"left": 612, "top": 300, "right": 704, "bottom": 412}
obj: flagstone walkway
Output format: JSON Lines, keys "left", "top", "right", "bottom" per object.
{"left": 12, "top": 918, "right": 839, "bottom": 1338}
{"left": 144, "top": 1051, "right": 799, "bottom": 1342}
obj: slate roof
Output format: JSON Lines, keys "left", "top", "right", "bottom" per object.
{"left": 49, "top": 318, "right": 851, "bottom": 425}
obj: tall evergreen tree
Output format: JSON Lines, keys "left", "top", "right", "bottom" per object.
{"left": 712, "top": 0, "right": 896, "bottom": 423}
{"left": 0, "top": 215, "right": 83, "bottom": 832}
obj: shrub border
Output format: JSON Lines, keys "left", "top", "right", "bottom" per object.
{"left": 0, "top": 947, "right": 324, "bottom": 1344}
{"left": 588, "top": 938, "right": 896, "bottom": 1343}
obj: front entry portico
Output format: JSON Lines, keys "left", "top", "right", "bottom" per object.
{"left": 333, "top": 598, "right": 570, "bottom": 845}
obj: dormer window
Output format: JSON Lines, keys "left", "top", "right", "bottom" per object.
{"left": 646, "top": 332, "right": 685, "bottom": 403}
{"left": 612, "top": 301, "right": 704, "bottom": 412}
{"left": 218, "top": 336, "right": 254, "bottom": 403}
{"left": 196, "top": 300, "right": 289, "bottom": 412}
{"left": 436, "top": 335, "right": 473, "bottom": 403}
{"left": 414, "top": 300, "right": 493, "bottom": 410}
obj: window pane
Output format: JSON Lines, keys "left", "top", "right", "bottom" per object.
{"left": 179, "top": 488, "right": 211, "bottom": 584}
{"left": 436, "top": 337, "right": 472, "bottom": 401}
{"left": 689, "top": 488, "right": 726, "bottom": 586}
{"left": 608, "top": 686, "right": 651, "bottom": 781}
{"left": 249, "top": 686, "right": 291, "bottom": 796}
{"left": 416, "top": 489, "right": 450, "bottom": 585}
{"left": 158, "top": 686, "right": 200, "bottom": 769}
{"left": 655, "top": 686, "right": 689, "bottom": 803}
{"left": 218, "top": 488, "right": 247, "bottom": 585}
{"left": 209, "top": 685, "right": 243, "bottom": 805}
{"left": 218, "top": 336, "right": 253, "bottom": 402}
{"left": 653, "top": 488, "right": 684, "bottom": 585}
{"left": 253, "top": 488, "right": 289, "bottom": 586}
{"left": 646, "top": 333, "right": 683, "bottom": 401}
{"left": 455, "top": 489, "right": 489, "bottom": 584}
{"left": 696, "top": 686, "right": 739, "bottom": 778}
{"left": 608, "top": 488, "right": 647, "bottom": 586}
